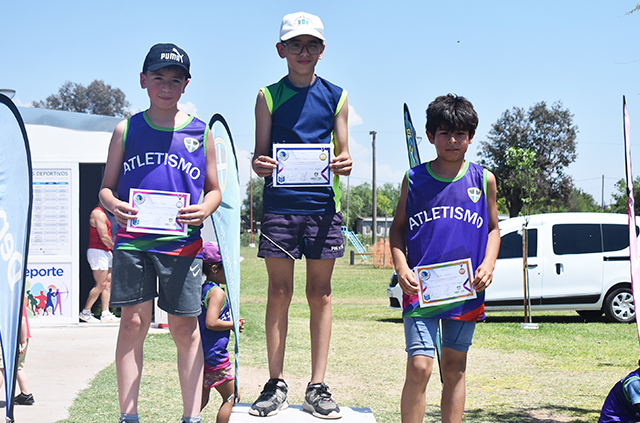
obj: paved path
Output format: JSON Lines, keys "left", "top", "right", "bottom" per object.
{"left": 1, "top": 324, "right": 376, "bottom": 423}
{"left": 0, "top": 323, "right": 168, "bottom": 423}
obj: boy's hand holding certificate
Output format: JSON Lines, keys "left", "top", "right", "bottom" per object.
{"left": 127, "top": 189, "right": 190, "bottom": 236}
{"left": 272, "top": 143, "right": 333, "bottom": 188}
{"left": 415, "top": 258, "right": 477, "bottom": 308}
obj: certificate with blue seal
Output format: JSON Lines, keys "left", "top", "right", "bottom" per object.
{"left": 127, "top": 188, "right": 189, "bottom": 236}
{"left": 415, "top": 258, "right": 476, "bottom": 308}
{"left": 272, "top": 143, "right": 333, "bottom": 188}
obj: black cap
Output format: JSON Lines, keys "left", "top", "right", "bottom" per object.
{"left": 142, "top": 43, "right": 191, "bottom": 79}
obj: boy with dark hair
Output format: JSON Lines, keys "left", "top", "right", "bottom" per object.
{"left": 390, "top": 94, "right": 500, "bottom": 423}
{"left": 249, "top": 11, "right": 352, "bottom": 420}
{"left": 599, "top": 360, "right": 640, "bottom": 423}
{"left": 100, "top": 43, "right": 221, "bottom": 423}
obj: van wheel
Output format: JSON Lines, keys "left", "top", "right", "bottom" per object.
{"left": 604, "top": 287, "right": 635, "bottom": 323}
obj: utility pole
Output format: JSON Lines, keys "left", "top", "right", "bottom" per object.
{"left": 601, "top": 175, "right": 605, "bottom": 210}
{"left": 345, "top": 175, "right": 350, "bottom": 247}
{"left": 249, "top": 153, "right": 255, "bottom": 247}
{"left": 370, "top": 131, "right": 377, "bottom": 245}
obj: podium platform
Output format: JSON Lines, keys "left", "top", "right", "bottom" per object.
{"left": 230, "top": 404, "right": 377, "bottom": 422}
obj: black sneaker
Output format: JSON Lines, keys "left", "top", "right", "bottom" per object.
{"left": 14, "top": 392, "right": 34, "bottom": 405}
{"left": 249, "top": 378, "right": 289, "bottom": 417}
{"left": 303, "top": 382, "right": 341, "bottom": 419}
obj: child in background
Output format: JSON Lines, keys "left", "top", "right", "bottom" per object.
{"left": 599, "top": 360, "right": 640, "bottom": 423}
{"left": 0, "top": 304, "right": 35, "bottom": 405}
{"left": 198, "top": 242, "right": 244, "bottom": 423}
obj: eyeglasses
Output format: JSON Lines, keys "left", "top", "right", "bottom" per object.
{"left": 281, "top": 41, "right": 322, "bottom": 55}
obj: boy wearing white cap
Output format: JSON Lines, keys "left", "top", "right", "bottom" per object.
{"left": 250, "top": 11, "right": 352, "bottom": 420}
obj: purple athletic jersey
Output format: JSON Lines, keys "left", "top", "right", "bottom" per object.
{"left": 115, "top": 111, "right": 208, "bottom": 256}
{"left": 403, "top": 161, "right": 489, "bottom": 321}
{"left": 198, "top": 281, "right": 231, "bottom": 368}
{"left": 600, "top": 368, "right": 640, "bottom": 423}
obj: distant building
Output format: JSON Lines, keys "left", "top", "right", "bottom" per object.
{"left": 356, "top": 216, "right": 393, "bottom": 238}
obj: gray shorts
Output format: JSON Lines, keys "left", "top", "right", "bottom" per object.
{"left": 111, "top": 249, "right": 202, "bottom": 317}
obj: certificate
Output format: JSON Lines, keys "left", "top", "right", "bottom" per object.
{"left": 272, "top": 143, "right": 333, "bottom": 188}
{"left": 415, "top": 258, "right": 477, "bottom": 308}
{"left": 127, "top": 189, "right": 190, "bottom": 236}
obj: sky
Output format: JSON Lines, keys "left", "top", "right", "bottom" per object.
{"left": 2, "top": 1, "right": 640, "bottom": 207}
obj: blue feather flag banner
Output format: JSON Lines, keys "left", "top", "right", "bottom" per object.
{"left": 623, "top": 97, "right": 640, "bottom": 344}
{"left": 404, "top": 103, "right": 421, "bottom": 168}
{"left": 0, "top": 94, "right": 33, "bottom": 422}
{"left": 208, "top": 113, "right": 241, "bottom": 397}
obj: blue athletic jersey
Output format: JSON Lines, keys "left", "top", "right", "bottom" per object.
{"left": 115, "top": 111, "right": 209, "bottom": 256}
{"left": 260, "top": 75, "right": 347, "bottom": 215}
{"left": 198, "top": 281, "right": 231, "bottom": 368}
{"left": 402, "top": 161, "right": 489, "bottom": 321}
{"left": 600, "top": 368, "right": 640, "bottom": 422}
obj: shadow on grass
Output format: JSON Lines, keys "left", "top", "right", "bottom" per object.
{"left": 482, "top": 313, "right": 611, "bottom": 324}
{"left": 376, "top": 314, "right": 608, "bottom": 325}
{"left": 377, "top": 317, "right": 403, "bottom": 324}
{"left": 425, "top": 404, "right": 598, "bottom": 423}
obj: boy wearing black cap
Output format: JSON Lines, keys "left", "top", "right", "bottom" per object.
{"left": 250, "top": 12, "right": 351, "bottom": 420}
{"left": 100, "top": 43, "right": 221, "bottom": 423}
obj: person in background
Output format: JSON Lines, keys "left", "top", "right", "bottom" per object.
{"left": 0, "top": 304, "right": 35, "bottom": 405}
{"left": 198, "top": 242, "right": 244, "bottom": 423}
{"left": 80, "top": 204, "right": 119, "bottom": 323}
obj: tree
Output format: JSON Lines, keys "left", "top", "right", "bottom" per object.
{"left": 562, "top": 188, "right": 601, "bottom": 212}
{"left": 478, "top": 101, "right": 578, "bottom": 217}
{"left": 340, "top": 181, "right": 400, "bottom": 232}
{"left": 239, "top": 178, "right": 401, "bottom": 234}
{"left": 505, "top": 146, "right": 537, "bottom": 216}
{"left": 610, "top": 177, "right": 640, "bottom": 215}
{"left": 241, "top": 177, "right": 264, "bottom": 232}
{"left": 32, "top": 80, "right": 131, "bottom": 117}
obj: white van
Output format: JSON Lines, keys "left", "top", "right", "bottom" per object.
{"left": 386, "top": 213, "right": 638, "bottom": 323}
{"left": 485, "top": 213, "right": 638, "bottom": 323}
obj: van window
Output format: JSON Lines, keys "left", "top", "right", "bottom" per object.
{"left": 498, "top": 229, "right": 537, "bottom": 259}
{"left": 553, "top": 224, "right": 602, "bottom": 255}
{"left": 602, "top": 224, "right": 639, "bottom": 252}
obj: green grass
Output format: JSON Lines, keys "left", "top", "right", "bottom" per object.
{"left": 60, "top": 246, "right": 639, "bottom": 422}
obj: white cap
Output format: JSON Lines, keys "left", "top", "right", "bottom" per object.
{"left": 279, "top": 12, "right": 325, "bottom": 42}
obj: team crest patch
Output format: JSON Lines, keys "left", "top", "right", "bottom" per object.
{"left": 467, "top": 187, "right": 481, "bottom": 203}
{"left": 184, "top": 137, "right": 199, "bottom": 153}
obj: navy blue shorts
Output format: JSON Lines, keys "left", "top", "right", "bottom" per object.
{"left": 258, "top": 212, "right": 344, "bottom": 260}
